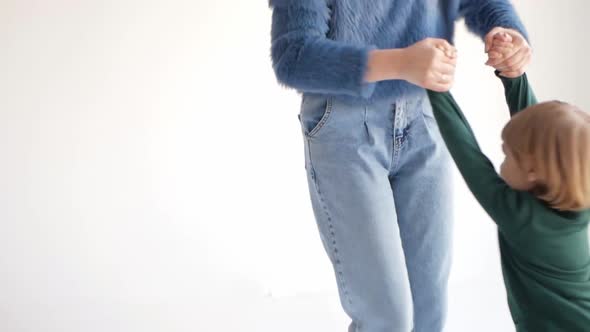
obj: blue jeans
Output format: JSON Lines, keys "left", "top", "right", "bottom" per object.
{"left": 298, "top": 91, "right": 453, "bottom": 332}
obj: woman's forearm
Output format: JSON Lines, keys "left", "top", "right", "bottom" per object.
{"left": 364, "top": 49, "right": 406, "bottom": 83}
{"left": 365, "top": 39, "right": 457, "bottom": 92}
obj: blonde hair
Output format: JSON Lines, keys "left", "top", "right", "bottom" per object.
{"left": 502, "top": 101, "right": 590, "bottom": 211}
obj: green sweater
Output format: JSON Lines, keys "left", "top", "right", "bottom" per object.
{"left": 428, "top": 74, "right": 590, "bottom": 331}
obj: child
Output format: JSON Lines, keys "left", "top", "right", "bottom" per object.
{"left": 428, "top": 71, "right": 590, "bottom": 330}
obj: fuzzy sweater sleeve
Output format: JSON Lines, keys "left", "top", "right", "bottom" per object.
{"left": 269, "top": 0, "right": 376, "bottom": 98}
{"left": 459, "top": 0, "right": 529, "bottom": 41}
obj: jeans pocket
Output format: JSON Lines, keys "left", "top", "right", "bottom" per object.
{"left": 298, "top": 95, "right": 334, "bottom": 138}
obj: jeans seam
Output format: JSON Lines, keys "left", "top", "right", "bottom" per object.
{"left": 363, "top": 105, "right": 370, "bottom": 142}
{"left": 388, "top": 103, "right": 396, "bottom": 172}
{"left": 392, "top": 103, "right": 402, "bottom": 170}
{"left": 391, "top": 101, "right": 412, "bottom": 174}
{"left": 305, "top": 138, "right": 354, "bottom": 309}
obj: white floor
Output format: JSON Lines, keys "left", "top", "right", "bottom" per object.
{"left": 1, "top": 277, "right": 515, "bottom": 332}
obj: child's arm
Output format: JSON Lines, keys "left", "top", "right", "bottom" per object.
{"left": 496, "top": 71, "right": 538, "bottom": 116}
{"left": 427, "top": 87, "right": 540, "bottom": 235}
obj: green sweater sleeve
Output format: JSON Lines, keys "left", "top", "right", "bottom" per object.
{"left": 427, "top": 74, "right": 540, "bottom": 235}
{"left": 496, "top": 71, "right": 538, "bottom": 115}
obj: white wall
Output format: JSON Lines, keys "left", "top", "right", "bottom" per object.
{"left": 0, "top": 1, "right": 588, "bottom": 331}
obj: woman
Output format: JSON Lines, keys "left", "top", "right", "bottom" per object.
{"left": 269, "top": 1, "right": 532, "bottom": 331}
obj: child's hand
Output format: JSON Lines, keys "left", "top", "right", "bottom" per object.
{"left": 484, "top": 28, "right": 532, "bottom": 78}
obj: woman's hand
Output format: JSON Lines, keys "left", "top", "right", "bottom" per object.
{"left": 485, "top": 27, "right": 532, "bottom": 78}
{"left": 399, "top": 38, "right": 458, "bottom": 92}
{"left": 365, "top": 38, "right": 457, "bottom": 92}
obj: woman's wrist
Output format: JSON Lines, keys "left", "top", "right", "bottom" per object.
{"left": 365, "top": 48, "right": 406, "bottom": 83}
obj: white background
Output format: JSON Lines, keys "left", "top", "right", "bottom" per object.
{"left": 0, "top": 1, "right": 588, "bottom": 331}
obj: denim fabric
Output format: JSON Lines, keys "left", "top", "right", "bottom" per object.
{"left": 299, "top": 91, "right": 453, "bottom": 332}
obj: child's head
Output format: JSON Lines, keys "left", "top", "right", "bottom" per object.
{"left": 500, "top": 101, "right": 590, "bottom": 211}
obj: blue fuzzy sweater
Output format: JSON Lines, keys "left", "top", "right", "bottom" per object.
{"left": 270, "top": 0, "right": 527, "bottom": 104}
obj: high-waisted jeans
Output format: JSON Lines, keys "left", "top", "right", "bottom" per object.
{"left": 298, "top": 91, "right": 453, "bottom": 332}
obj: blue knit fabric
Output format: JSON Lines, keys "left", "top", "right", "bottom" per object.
{"left": 270, "top": 0, "right": 527, "bottom": 104}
